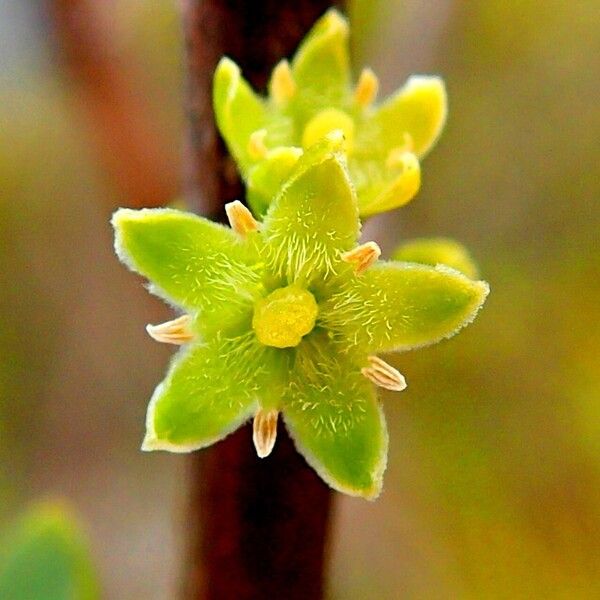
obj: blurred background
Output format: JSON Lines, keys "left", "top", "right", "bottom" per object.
{"left": 0, "top": 0, "right": 598, "bottom": 597}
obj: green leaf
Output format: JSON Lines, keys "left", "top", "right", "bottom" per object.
{"left": 143, "top": 334, "right": 288, "bottom": 451}
{"left": 290, "top": 9, "right": 351, "bottom": 116}
{"left": 213, "top": 57, "right": 269, "bottom": 174}
{"left": 323, "top": 262, "right": 489, "bottom": 353}
{"left": 392, "top": 237, "right": 480, "bottom": 279}
{"left": 246, "top": 147, "right": 302, "bottom": 217}
{"left": 282, "top": 338, "right": 387, "bottom": 499}
{"left": 262, "top": 135, "right": 359, "bottom": 284}
{"left": 373, "top": 75, "right": 447, "bottom": 158}
{"left": 0, "top": 501, "right": 99, "bottom": 600}
{"left": 112, "top": 208, "right": 262, "bottom": 332}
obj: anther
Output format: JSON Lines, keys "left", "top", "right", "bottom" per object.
{"left": 341, "top": 241, "right": 381, "bottom": 274}
{"left": 146, "top": 314, "right": 194, "bottom": 345}
{"left": 247, "top": 129, "right": 268, "bottom": 160}
{"left": 354, "top": 68, "right": 379, "bottom": 107}
{"left": 270, "top": 60, "right": 296, "bottom": 106}
{"left": 253, "top": 409, "right": 279, "bottom": 458}
{"left": 225, "top": 200, "right": 260, "bottom": 236}
{"left": 386, "top": 134, "right": 415, "bottom": 168}
{"left": 361, "top": 355, "right": 407, "bottom": 391}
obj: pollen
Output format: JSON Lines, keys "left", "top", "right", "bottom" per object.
{"left": 302, "top": 109, "right": 355, "bottom": 152}
{"left": 354, "top": 68, "right": 379, "bottom": 107}
{"left": 146, "top": 314, "right": 194, "bottom": 345}
{"left": 342, "top": 241, "right": 381, "bottom": 274}
{"left": 247, "top": 128, "right": 268, "bottom": 160}
{"left": 225, "top": 200, "right": 260, "bottom": 236}
{"left": 252, "top": 286, "right": 318, "bottom": 348}
{"left": 253, "top": 409, "right": 279, "bottom": 458}
{"left": 270, "top": 60, "right": 297, "bottom": 106}
{"left": 362, "top": 355, "right": 407, "bottom": 391}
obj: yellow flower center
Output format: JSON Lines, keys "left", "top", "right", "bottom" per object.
{"left": 252, "top": 286, "right": 318, "bottom": 348}
{"left": 301, "top": 109, "right": 355, "bottom": 151}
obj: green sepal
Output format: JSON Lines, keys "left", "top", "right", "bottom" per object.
{"left": 262, "top": 134, "right": 359, "bottom": 284}
{"left": 0, "top": 501, "right": 99, "bottom": 600}
{"left": 143, "top": 334, "right": 281, "bottom": 451}
{"left": 323, "top": 262, "right": 489, "bottom": 353}
{"left": 213, "top": 57, "right": 268, "bottom": 175}
{"left": 373, "top": 75, "right": 447, "bottom": 158}
{"left": 282, "top": 338, "right": 387, "bottom": 499}
{"left": 246, "top": 147, "right": 302, "bottom": 217}
{"left": 392, "top": 237, "right": 480, "bottom": 279}
{"left": 290, "top": 9, "right": 350, "bottom": 116}
{"left": 112, "top": 208, "right": 262, "bottom": 333}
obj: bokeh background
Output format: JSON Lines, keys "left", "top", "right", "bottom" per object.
{"left": 1, "top": 0, "right": 599, "bottom": 597}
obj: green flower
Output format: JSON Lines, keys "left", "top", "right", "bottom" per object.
{"left": 213, "top": 9, "right": 447, "bottom": 218}
{"left": 112, "top": 137, "right": 488, "bottom": 499}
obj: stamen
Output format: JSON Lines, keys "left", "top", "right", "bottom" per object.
{"left": 225, "top": 200, "right": 260, "bottom": 236}
{"left": 146, "top": 314, "right": 194, "bottom": 345}
{"left": 270, "top": 60, "right": 296, "bottom": 106}
{"left": 354, "top": 68, "right": 379, "bottom": 107}
{"left": 361, "top": 355, "right": 407, "bottom": 391}
{"left": 386, "top": 134, "right": 414, "bottom": 168}
{"left": 341, "top": 241, "right": 381, "bottom": 274}
{"left": 253, "top": 409, "right": 279, "bottom": 458}
{"left": 247, "top": 129, "right": 268, "bottom": 160}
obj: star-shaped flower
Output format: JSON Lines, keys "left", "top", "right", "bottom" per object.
{"left": 112, "top": 137, "right": 488, "bottom": 499}
{"left": 213, "top": 9, "right": 447, "bottom": 218}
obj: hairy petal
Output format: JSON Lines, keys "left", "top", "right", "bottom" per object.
{"left": 283, "top": 339, "right": 387, "bottom": 499}
{"left": 143, "top": 334, "right": 287, "bottom": 452}
{"left": 112, "top": 208, "right": 261, "bottom": 332}
{"left": 322, "top": 262, "right": 489, "bottom": 353}
{"left": 261, "top": 135, "right": 359, "bottom": 285}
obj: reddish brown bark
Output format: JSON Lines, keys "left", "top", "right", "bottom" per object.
{"left": 181, "top": 1, "right": 342, "bottom": 598}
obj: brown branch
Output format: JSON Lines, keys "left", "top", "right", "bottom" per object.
{"left": 48, "top": 0, "right": 179, "bottom": 208}
{"left": 180, "top": 1, "right": 343, "bottom": 598}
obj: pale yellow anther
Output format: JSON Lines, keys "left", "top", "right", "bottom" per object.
{"left": 146, "top": 314, "right": 194, "bottom": 345}
{"left": 386, "top": 139, "right": 415, "bottom": 169}
{"left": 247, "top": 129, "right": 268, "bottom": 160}
{"left": 253, "top": 409, "right": 279, "bottom": 458}
{"left": 354, "top": 68, "right": 379, "bottom": 107}
{"left": 225, "top": 200, "right": 260, "bottom": 236}
{"left": 361, "top": 355, "right": 407, "bottom": 392}
{"left": 270, "top": 60, "right": 296, "bottom": 106}
{"left": 341, "top": 241, "right": 381, "bottom": 274}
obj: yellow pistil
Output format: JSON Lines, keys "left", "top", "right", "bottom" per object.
{"left": 225, "top": 200, "right": 260, "bottom": 236}
{"left": 253, "top": 409, "right": 279, "bottom": 458}
{"left": 302, "top": 109, "right": 355, "bottom": 152}
{"left": 247, "top": 128, "right": 268, "bottom": 160}
{"left": 354, "top": 68, "right": 379, "bottom": 107}
{"left": 270, "top": 60, "right": 296, "bottom": 106}
{"left": 146, "top": 314, "right": 194, "bottom": 345}
{"left": 341, "top": 241, "right": 381, "bottom": 274}
{"left": 253, "top": 286, "right": 318, "bottom": 349}
{"left": 361, "top": 355, "right": 407, "bottom": 391}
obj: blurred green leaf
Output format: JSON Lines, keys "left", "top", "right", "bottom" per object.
{"left": 0, "top": 501, "right": 99, "bottom": 600}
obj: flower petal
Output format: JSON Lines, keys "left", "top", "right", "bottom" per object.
{"left": 322, "top": 262, "right": 489, "bottom": 353}
{"left": 261, "top": 135, "right": 360, "bottom": 284}
{"left": 392, "top": 237, "right": 480, "bottom": 279}
{"left": 213, "top": 57, "right": 269, "bottom": 175}
{"left": 290, "top": 9, "right": 351, "bottom": 117}
{"left": 282, "top": 339, "right": 387, "bottom": 499}
{"left": 143, "top": 334, "right": 285, "bottom": 452}
{"left": 112, "top": 208, "right": 262, "bottom": 331}
{"left": 372, "top": 75, "right": 447, "bottom": 158}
